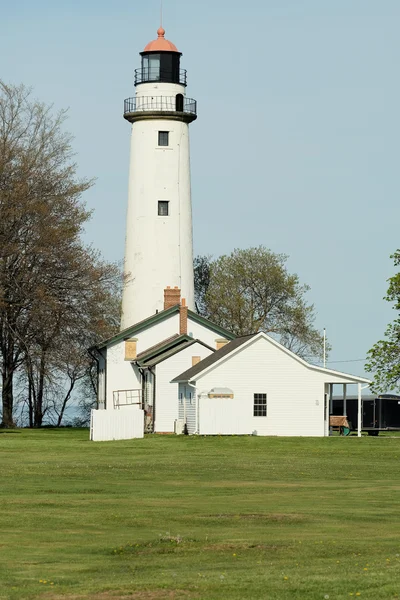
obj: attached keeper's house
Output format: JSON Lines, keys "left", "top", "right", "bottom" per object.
{"left": 90, "top": 289, "right": 370, "bottom": 440}
{"left": 90, "top": 287, "right": 235, "bottom": 439}
{"left": 171, "top": 331, "right": 370, "bottom": 437}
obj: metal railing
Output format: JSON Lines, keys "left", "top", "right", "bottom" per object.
{"left": 113, "top": 389, "right": 142, "bottom": 409}
{"left": 124, "top": 96, "right": 197, "bottom": 117}
{"left": 134, "top": 68, "right": 187, "bottom": 86}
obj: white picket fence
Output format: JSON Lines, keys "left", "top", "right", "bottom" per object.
{"left": 90, "top": 408, "right": 144, "bottom": 441}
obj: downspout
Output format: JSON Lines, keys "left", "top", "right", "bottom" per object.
{"left": 148, "top": 366, "right": 156, "bottom": 433}
{"left": 193, "top": 382, "right": 199, "bottom": 434}
{"left": 137, "top": 366, "right": 145, "bottom": 410}
{"left": 88, "top": 347, "right": 106, "bottom": 409}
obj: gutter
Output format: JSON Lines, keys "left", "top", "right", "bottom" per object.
{"left": 136, "top": 365, "right": 146, "bottom": 410}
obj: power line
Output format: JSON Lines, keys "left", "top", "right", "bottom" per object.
{"left": 324, "top": 358, "right": 367, "bottom": 364}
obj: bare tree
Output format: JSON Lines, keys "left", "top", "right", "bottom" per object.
{"left": 0, "top": 81, "right": 119, "bottom": 427}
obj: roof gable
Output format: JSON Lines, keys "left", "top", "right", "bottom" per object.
{"left": 96, "top": 305, "right": 180, "bottom": 350}
{"left": 94, "top": 306, "right": 235, "bottom": 351}
{"left": 172, "top": 331, "right": 371, "bottom": 384}
{"left": 171, "top": 334, "right": 256, "bottom": 382}
{"left": 187, "top": 310, "right": 236, "bottom": 340}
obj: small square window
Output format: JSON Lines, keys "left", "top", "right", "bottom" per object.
{"left": 253, "top": 393, "right": 267, "bottom": 417}
{"left": 158, "top": 201, "right": 169, "bottom": 216}
{"left": 158, "top": 131, "right": 169, "bottom": 146}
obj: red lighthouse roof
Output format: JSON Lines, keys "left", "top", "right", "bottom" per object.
{"left": 143, "top": 27, "right": 179, "bottom": 53}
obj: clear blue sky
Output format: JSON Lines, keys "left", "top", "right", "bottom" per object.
{"left": 2, "top": 0, "right": 399, "bottom": 380}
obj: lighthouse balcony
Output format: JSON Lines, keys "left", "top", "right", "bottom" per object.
{"left": 124, "top": 96, "right": 197, "bottom": 123}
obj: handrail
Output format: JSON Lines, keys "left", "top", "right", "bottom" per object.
{"left": 113, "top": 389, "right": 142, "bottom": 409}
{"left": 124, "top": 96, "right": 197, "bottom": 116}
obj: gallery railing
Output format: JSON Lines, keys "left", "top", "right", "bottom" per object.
{"left": 124, "top": 96, "right": 197, "bottom": 116}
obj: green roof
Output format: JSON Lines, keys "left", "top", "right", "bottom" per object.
{"left": 136, "top": 334, "right": 192, "bottom": 366}
{"left": 138, "top": 338, "right": 214, "bottom": 368}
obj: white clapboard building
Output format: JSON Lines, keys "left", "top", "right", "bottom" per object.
{"left": 90, "top": 25, "right": 370, "bottom": 441}
{"left": 172, "top": 332, "right": 370, "bottom": 438}
{"left": 90, "top": 288, "right": 235, "bottom": 440}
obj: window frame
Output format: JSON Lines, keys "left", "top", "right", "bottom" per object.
{"left": 158, "top": 200, "right": 169, "bottom": 217}
{"left": 158, "top": 131, "right": 169, "bottom": 147}
{"left": 253, "top": 393, "right": 267, "bottom": 417}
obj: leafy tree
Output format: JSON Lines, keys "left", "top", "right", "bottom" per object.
{"left": 193, "top": 255, "right": 211, "bottom": 315}
{"left": 194, "top": 247, "right": 325, "bottom": 360}
{"left": 366, "top": 250, "right": 400, "bottom": 392}
{"left": 0, "top": 81, "right": 120, "bottom": 427}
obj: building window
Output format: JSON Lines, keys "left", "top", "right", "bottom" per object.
{"left": 158, "top": 131, "right": 169, "bottom": 146}
{"left": 253, "top": 393, "right": 267, "bottom": 417}
{"left": 158, "top": 201, "right": 169, "bottom": 216}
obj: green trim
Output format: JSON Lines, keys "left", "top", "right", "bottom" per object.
{"left": 97, "top": 305, "right": 180, "bottom": 349}
{"left": 140, "top": 339, "right": 215, "bottom": 368}
{"left": 136, "top": 334, "right": 192, "bottom": 364}
{"left": 187, "top": 310, "right": 236, "bottom": 340}
{"left": 94, "top": 306, "right": 235, "bottom": 351}
{"left": 139, "top": 340, "right": 195, "bottom": 367}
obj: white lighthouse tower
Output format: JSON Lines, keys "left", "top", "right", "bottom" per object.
{"left": 120, "top": 26, "right": 197, "bottom": 330}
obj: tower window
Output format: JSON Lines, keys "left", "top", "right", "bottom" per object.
{"left": 158, "top": 131, "right": 169, "bottom": 146}
{"left": 158, "top": 201, "right": 169, "bottom": 216}
{"left": 253, "top": 393, "right": 267, "bottom": 417}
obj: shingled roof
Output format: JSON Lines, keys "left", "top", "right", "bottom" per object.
{"left": 135, "top": 335, "right": 214, "bottom": 368}
{"left": 171, "top": 334, "right": 257, "bottom": 383}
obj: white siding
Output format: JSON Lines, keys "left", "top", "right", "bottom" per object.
{"left": 155, "top": 343, "right": 213, "bottom": 432}
{"left": 187, "top": 316, "right": 231, "bottom": 350}
{"left": 198, "top": 397, "right": 251, "bottom": 435}
{"left": 90, "top": 407, "right": 144, "bottom": 441}
{"left": 186, "top": 385, "right": 197, "bottom": 434}
{"left": 105, "top": 314, "right": 180, "bottom": 410}
{"left": 192, "top": 336, "right": 368, "bottom": 437}
{"left": 134, "top": 313, "right": 180, "bottom": 355}
{"left": 178, "top": 383, "right": 196, "bottom": 434}
{"left": 194, "top": 336, "right": 327, "bottom": 437}
{"left": 106, "top": 340, "right": 142, "bottom": 410}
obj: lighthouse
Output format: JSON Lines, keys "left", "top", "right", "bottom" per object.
{"left": 121, "top": 26, "right": 197, "bottom": 330}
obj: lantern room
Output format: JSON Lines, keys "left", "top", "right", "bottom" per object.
{"left": 135, "top": 27, "right": 186, "bottom": 86}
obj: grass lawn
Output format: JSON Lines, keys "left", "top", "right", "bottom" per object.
{"left": 1, "top": 430, "right": 400, "bottom": 599}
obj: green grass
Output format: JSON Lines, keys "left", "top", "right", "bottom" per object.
{"left": 1, "top": 430, "right": 400, "bottom": 599}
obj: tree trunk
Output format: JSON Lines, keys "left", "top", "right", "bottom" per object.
{"left": 34, "top": 351, "right": 46, "bottom": 427}
{"left": 1, "top": 359, "right": 15, "bottom": 427}
{"left": 28, "top": 379, "right": 33, "bottom": 428}
{"left": 57, "top": 378, "right": 76, "bottom": 427}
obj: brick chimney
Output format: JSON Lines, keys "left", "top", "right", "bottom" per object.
{"left": 164, "top": 286, "right": 181, "bottom": 310}
{"left": 180, "top": 298, "right": 188, "bottom": 335}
